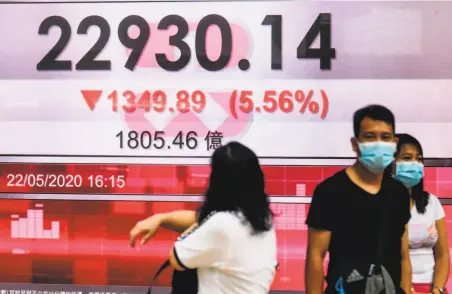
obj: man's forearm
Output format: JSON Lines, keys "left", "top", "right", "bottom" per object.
{"left": 401, "top": 258, "right": 412, "bottom": 294}
{"left": 158, "top": 210, "right": 197, "bottom": 233}
{"left": 306, "top": 254, "right": 325, "bottom": 294}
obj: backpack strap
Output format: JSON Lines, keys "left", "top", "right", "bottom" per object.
{"left": 147, "top": 260, "right": 171, "bottom": 294}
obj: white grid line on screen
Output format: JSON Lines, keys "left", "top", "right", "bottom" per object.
{"left": 0, "top": 193, "right": 312, "bottom": 203}
{"left": 3, "top": 194, "right": 452, "bottom": 205}
{"left": 0, "top": 156, "right": 356, "bottom": 166}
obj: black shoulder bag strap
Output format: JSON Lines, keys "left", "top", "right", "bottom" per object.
{"left": 147, "top": 260, "right": 198, "bottom": 294}
{"left": 147, "top": 260, "right": 171, "bottom": 294}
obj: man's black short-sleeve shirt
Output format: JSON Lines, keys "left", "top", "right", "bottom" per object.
{"left": 306, "top": 169, "right": 411, "bottom": 291}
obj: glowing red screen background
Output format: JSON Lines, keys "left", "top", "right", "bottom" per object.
{"left": 0, "top": 163, "right": 451, "bottom": 291}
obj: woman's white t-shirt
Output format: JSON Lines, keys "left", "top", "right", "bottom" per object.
{"left": 174, "top": 211, "right": 278, "bottom": 294}
{"left": 408, "top": 194, "right": 445, "bottom": 283}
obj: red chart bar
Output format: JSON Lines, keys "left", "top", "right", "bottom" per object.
{"left": 0, "top": 163, "right": 450, "bottom": 197}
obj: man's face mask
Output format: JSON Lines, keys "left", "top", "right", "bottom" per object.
{"left": 394, "top": 161, "right": 424, "bottom": 188}
{"left": 357, "top": 141, "right": 396, "bottom": 174}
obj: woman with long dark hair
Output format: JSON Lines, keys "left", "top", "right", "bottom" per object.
{"left": 391, "top": 134, "right": 449, "bottom": 294}
{"left": 129, "top": 142, "right": 277, "bottom": 294}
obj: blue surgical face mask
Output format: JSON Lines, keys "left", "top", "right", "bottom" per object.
{"left": 358, "top": 141, "right": 396, "bottom": 174}
{"left": 394, "top": 161, "right": 424, "bottom": 188}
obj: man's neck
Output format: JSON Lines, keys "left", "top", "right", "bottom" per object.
{"left": 349, "top": 161, "right": 384, "bottom": 185}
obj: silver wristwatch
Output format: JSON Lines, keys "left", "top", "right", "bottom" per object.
{"left": 432, "top": 286, "right": 445, "bottom": 294}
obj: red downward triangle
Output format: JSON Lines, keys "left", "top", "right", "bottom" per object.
{"left": 80, "top": 90, "right": 102, "bottom": 111}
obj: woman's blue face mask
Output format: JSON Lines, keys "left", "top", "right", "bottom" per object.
{"left": 394, "top": 161, "right": 424, "bottom": 188}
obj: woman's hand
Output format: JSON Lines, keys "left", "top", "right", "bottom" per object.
{"left": 129, "top": 214, "right": 163, "bottom": 247}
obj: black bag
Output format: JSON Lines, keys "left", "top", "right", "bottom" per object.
{"left": 147, "top": 260, "right": 198, "bottom": 294}
{"left": 327, "top": 189, "right": 397, "bottom": 294}
{"left": 147, "top": 212, "right": 221, "bottom": 294}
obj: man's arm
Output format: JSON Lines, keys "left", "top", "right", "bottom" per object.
{"left": 306, "top": 228, "right": 331, "bottom": 294}
{"left": 305, "top": 183, "right": 332, "bottom": 294}
{"left": 400, "top": 224, "right": 412, "bottom": 294}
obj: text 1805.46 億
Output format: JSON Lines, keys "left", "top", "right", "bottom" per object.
{"left": 116, "top": 130, "right": 224, "bottom": 151}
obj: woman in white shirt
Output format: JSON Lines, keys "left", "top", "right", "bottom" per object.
{"left": 392, "top": 134, "right": 450, "bottom": 294}
{"left": 129, "top": 141, "right": 278, "bottom": 294}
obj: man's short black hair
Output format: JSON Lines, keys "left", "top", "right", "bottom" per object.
{"left": 353, "top": 104, "right": 395, "bottom": 137}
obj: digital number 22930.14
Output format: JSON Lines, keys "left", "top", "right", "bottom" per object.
{"left": 37, "top": 13, "right": 335, "bottom": 72}
{"left": 116, "top": 131, "right": 199, "bottom": 150}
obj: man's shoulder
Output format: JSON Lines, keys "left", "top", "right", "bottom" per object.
{"left": 381, "top": 177, "right": 410, "bottom": 214}
{"left": 383, "top": 176, "right": 410, "bottom": 198}
{"left": 383, "top": 175, "right": 406, "bottom": 190}
{"left": 316, "top": 169, "right": 348, "bottom": 191}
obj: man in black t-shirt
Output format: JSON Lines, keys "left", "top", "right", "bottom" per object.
{"left": 305, "top": 105, "right": 412, "bottom": 294}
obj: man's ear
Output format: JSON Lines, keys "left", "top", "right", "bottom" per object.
{"left": 351, "top": 137, "right": 359, "bottom": 153}
{"left": 395, "top": 136, "right": 399, "bottom": 144}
